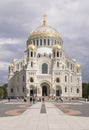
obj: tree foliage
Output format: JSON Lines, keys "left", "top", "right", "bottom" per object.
{"left": 0, "top": 83, "right": 8, "bottom": 98}
{"left": 0, "top": 88, "right": 4, "bottom": 98}
{"left": 82, "top": 83, "right": 89, "bottom": 98}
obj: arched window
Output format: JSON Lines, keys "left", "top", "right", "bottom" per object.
{"left": 57, "top": 62, "right": 59, "bottom": 67}
{"left": 56, "top": 86, "right": 62, "bottom": 96}
{"left": 31, "top": 62, "right": 33, "bottom": 67}
{"left": 42, "top": 63, "right": 48, "bottom": 74}
{"left": 57, "top": 51, "right": 59, "bottom": 57}
{"left": 76, "top": 88, "right": 79, "bottom": 93}
{"left": 60, "top": 52, "right": 62, "bottom": 57}
{"left": 11, "top": 88, "right": 13, "bottom": 93}
{"left": 44, "top": 39, "right": 46, "bottom": 45}
{"left": 54, "top": 52, "right": 55, "bottom": 57}
{"left": 37, "top": 39, "right": 38, "bottom": 46}
{"left": 48, "top": 39, "right": 50, "bottom": 45}
{"left": 34, "top": 52, "right": 36, "bottom": 57}
{"left": 71, "top": 87, "right": 72, "bottom": 92}
{"left": 30, "top": 77, "right": 34, "bottom": 82}
{"left": 55, "top": 40, "right": 56, "bottom": 44}
{"left": 38, "top": 54, "right": 40, "bottom": 57}
{"left": 40, "top": 39, "right": 42, "bottom": 46}
{"left": 56, "top": 78, "right": 60, "bottom": 83}
{"left": 65, "top": 75, "right": 67, "bottom": 82}
{"left": 65, "top": 87, "right": 67, "bottom": 92}
{"left": 71, "top": 76, "right": 72, "bottom": 82}
{"left": 31, "top": 52, "right": 33, "bottom": 57}
{"left": 33, "top": 40, "right": 35, "bottom": 45}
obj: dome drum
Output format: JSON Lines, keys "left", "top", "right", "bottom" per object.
{"left": 27, "top": 37, "right": 63, "bottom": 49}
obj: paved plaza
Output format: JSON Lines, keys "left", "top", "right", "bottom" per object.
{"left": 0, "top": 100, "right": 89, "bottom": 130}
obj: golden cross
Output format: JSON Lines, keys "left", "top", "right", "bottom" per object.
{"left": 43, "top": 14, "right": 47, "bottom": 25}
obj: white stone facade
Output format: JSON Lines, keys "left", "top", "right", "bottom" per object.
{"left": 8, "top": 18, "right": 82, "bottom": 98}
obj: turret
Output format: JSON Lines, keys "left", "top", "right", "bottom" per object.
{"left": 8, "top": 63, "right": 14, "bottom": 79}
{"left": 27, "top": 44, "right": 37, "bottom": 69}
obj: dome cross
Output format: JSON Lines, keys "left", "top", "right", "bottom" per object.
{"left": 43, "top": 14, "right": 47, "bottom": 26}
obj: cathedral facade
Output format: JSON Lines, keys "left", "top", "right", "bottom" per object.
{"left": 8, "top": 17, "right": 82, "bottom": 98}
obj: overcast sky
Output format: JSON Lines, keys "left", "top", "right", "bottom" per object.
{"left": 0, "top": 0, "right": 89, "bottom": 85}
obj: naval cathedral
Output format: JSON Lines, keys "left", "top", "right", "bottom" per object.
{"left": 8, "top": 16, "right": 82, "bottom": 99}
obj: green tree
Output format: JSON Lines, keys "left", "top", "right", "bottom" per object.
{"left": 2, "top": 83, "right": 8, "bottom": 97}
{"left": 0, "top": 83, "right": 8, "bottom": 98}
{"left": 82, "top": 83, "right": 89, "bottom": 98}
{"left": 0, "top": 88, "right": 4, "bottom": 98}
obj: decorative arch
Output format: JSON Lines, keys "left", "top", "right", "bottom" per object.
{"left": 40, "top": 82, "right": 50, "bottom": 96}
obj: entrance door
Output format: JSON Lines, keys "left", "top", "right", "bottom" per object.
{"left": 42, "top": 86, "right": 47, "bottom": 96}
{"left": 56, "top": 89, "right": 62, "bottom": 96}
{"left": 30, "top": 90, "right": 34, "bottom": 96}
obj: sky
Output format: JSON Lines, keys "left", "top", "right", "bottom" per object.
{"left": 0, "top": 0, "right": 89, "bottom": 85}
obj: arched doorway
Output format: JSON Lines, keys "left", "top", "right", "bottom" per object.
{"left": 42, "top": 86, "right": 47, "bottom": 96}
{"left": 41, "top": 83, "right": 50, "bottom": 96}
{"left": 30, "top": 86, "right": 36, "bottom": 96}
{"left": 56, "top": 86, "right": 62, "bottom": 96}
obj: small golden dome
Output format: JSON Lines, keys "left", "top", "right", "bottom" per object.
{"left": 9, "top": 64, "right": 14, "bottom": 68}
{"left": 52, "top": 44, "right": 62, "bottom": 50}
{"left": 28, "top": 44, "right": 36, "bottom": 50}
{"left": 76, "top": 63, "right": 80, "bottom": 67}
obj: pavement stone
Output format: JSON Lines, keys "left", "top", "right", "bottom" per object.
{"left": 0, "top": 101, "right": 89, "bottom": 130}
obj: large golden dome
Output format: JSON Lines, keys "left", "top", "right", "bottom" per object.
{"left": 29, "top": 16, "right": 61, "bottom": 39}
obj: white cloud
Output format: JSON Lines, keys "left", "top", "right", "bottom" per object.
{"left": 0, "top": 61, "right": 9, "bottom": 71}
{"left": 0, "top": 38, "right": 21, "bottom": 45}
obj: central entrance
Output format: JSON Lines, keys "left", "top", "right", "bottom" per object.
{"left": 41, "top": 83, "right": 50, "bottom": 96}
{"left": 42, "top": 86, "right": 47, "bottom": 96}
